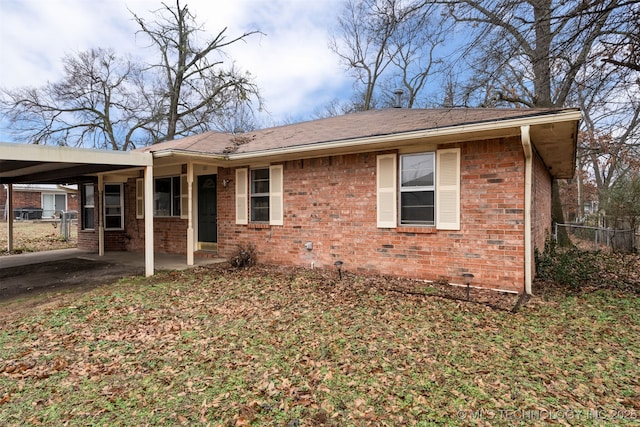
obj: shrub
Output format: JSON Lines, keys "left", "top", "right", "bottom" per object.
{"left": 228, "top": 244, "right": 257, "bottom": 269}
{"left": 535, "top": 236, "right": 640, "bottom": 293}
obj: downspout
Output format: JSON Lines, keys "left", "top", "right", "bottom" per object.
{"left": 521, "top": 125, "right": 533, "bottom": 295}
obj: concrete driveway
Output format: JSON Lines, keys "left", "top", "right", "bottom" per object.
{"left": 0, "top": 249, "right": 224, "bottom": 300}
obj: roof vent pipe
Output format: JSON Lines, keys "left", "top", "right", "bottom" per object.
{"left": 393, "top": 89, "right": 404, "bottom": 108}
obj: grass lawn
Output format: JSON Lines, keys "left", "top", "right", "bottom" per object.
{"left": 0, "top": 221, "right": 77, "bottom": 254}
{"left": 1, "top": 264, "right": 638, "bottom": 426}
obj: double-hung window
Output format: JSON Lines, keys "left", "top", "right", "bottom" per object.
{"left": 250, "top": 168, "right": 270, "bottom": 222}
{"left": 104, "top": 184, "right": 124, "bottom": 230}
{"left": 377, "top": 148, "right": 460, "bottom": 230}
{"left": 400, "top": 153, "right": 435, "bottom": 225}
{"left": 82, "top": 183, "right": 95, "bottom": 230}
{"left": 154, "top": 176, "right": 182, "bottom": 217}
{"left": 235, "top": 165, "right": 283, "bottom": 225}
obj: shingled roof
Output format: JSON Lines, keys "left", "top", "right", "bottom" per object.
{"left": 140, "top": 107, "right": 581, "bottom": 177}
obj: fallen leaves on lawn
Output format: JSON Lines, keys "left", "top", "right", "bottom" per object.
{"left": 1, "top": 263, "right": 638, "bottom": 426}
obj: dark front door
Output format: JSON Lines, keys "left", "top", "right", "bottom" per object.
{"left": 198, "top": 175, "right": 217, "bottom": 244}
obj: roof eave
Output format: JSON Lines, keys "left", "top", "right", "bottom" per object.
{"left": 228, "top": 109, "right": 582, "bottom": 161}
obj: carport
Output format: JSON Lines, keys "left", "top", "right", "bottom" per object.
{"left": 0, "top": 142, "right": 155, "bottom": 276}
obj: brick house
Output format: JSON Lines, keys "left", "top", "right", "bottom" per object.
{"left": 67, "top": 108, "right": 580, "bottom": 294}
{"left": 2, "top": 108, "right": 580, "bottom": 293}
{"left": 1, "top": 184, "right": 78, "bottom": 220}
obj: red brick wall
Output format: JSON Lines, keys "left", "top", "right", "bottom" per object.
{"left": 79, "top": 179, "right": 188, "bottom": 254}
{"left": 1, "top": 188, "right": 78, "bottom": 216}
{"left": 83, "top": 135, "right": 550, "bottom": 293}
{"left": 124, "top": 178, "right": 188, "bottom": 254}
{"left": 12, "top": 191, "right": 41, "bottom": 208}
{"left": 78, "top": 183, "right": 128, "bottom": 252}
{"left": 0, "top": 186, "right": 7, "bottom": 214}
{"left": 67, "top": 193, "right": 79, "bottom": 212}
{"left": 215, "top": 136, "right": 527, "bottom": 292}
{"left": 532, "top": 150, "right": 553, "bottom": 255}
{"left": 78, "top": 184, "right": 100, "bottom": 251}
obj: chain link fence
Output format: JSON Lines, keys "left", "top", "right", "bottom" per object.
{"left": 554, "top": 223, "right": 637, "bottom": 252}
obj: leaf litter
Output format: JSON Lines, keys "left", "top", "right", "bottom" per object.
{"left": 1, "top": 263, "right": 638, "bottom": 426}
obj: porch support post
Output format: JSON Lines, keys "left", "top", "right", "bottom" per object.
{"left": 186, "top": 162, "right": 194, "bottom": 266}
{"left": 521, "top": 125, "right": 533, "bottom": 295}
{"left": 98, "top": 174, "right": 104, "bottom": 256}
{"left": 144, "top": 165, "right": 154, "bottom": 277}
{"left": 7, "top": 184, "right": 13, "bottom": 252}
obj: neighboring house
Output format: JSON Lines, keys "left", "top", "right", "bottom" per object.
{"left": 1, "top": 108, "right": 581, "bottom": 294}
{"left": 72, "top": 108, "right": 580, "bottom": 293}
{"left": 0, "top": 183, "right": 78, "bottom": 220}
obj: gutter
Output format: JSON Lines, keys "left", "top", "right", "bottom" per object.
{"left": 521, "top": 125, "right": 533, "bottom": 295}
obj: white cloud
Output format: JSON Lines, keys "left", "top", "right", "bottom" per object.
{"left": 0, "top": 0, "right": 350, "bottom": 128}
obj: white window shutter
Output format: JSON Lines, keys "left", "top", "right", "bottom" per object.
{"left": 135, "top": 178, "right": 144, "bottom": 219}
{"left": 180, "top": 174, "right": 188, "bottom": 219}
{"left": 235, "top": 168, "right": 248, "bottom": 225}
{"left": 377, "top": 154, "right": 397, "bottom": 228}
{"left": 269, "top": 164, "right": 284, "bottom": 225}
{"left": 436, "top": 148, "right": 461, "bottom": 230}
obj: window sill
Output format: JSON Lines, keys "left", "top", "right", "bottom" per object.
{"left": 248, "top": 223, "right": 270, "bottom": 229}
{"left": 397, "top": 226, "right": 437, "bottom": 234}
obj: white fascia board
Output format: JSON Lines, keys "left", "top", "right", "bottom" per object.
{"left": 0, "top": 143, "right": 153, "bottom": 166}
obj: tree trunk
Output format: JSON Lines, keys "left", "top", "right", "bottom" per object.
{"left": 552, "top": 179, "right": 571, "bottom": 247}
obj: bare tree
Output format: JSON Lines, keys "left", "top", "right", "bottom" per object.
{"left": 0, "top": 48, "right": 150, "bottom": 150}
{"left": 444, "top": 0, "right": 626, "bottom": 108}
{"left": 330, "top": 0, "right": 444, "bottom": 111}
{"left": 601, "top": 2, "right": 640, "bottom": 73}
{"left": 440, "top": 0, "right": 637, "bottom": 244}
{"left": 0, "top": 0, "right": 262, "bottom": 149}
{"left": 329, "top": 0, "right": 395, "bottom": 111}
{"left": 131, "top": 0, "right": 262, "bottom": 143}
{"left": 385, "top": 2, "right": 449, "bottom": 108}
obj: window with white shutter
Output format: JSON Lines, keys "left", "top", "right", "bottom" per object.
{"left": 377, "top": 154, "right": 397, "bottom": 228}
{"left": 269, "top": 165, "right": 284, "bottom": 225}
{"left": 136, "top": 178, "right": 144, "bottom": 219}
{"left": 436, "top": 148, "right": 461, "bottom": 230}
{"left": 180, "top": 174, "right": 188, "bottom": 219}
{"left": 377, "top": 149, "right": 461, "bottom": 230}
{"left": 235, "top": 168, "right": 248, "bottom": 225}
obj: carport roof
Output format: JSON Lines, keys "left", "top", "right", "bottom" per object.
{"left": 0, "top": 143, "right": 153, "bottom": 184}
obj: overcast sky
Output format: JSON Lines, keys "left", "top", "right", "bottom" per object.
{"left": 0, "top": 0, "right": 352, "bottom": 139}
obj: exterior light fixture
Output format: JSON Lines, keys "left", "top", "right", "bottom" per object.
{"left": 462, "top": 273, "right": 474, "bottom": 300}
{"left": 222, "top": 179, "right": 231, "bottom": 188}
{"left": 334, "top": 260, "right": 344, "bottom": 280}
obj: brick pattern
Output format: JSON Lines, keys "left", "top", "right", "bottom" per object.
{"left": 11, "top": 191, "right": 41, "bottom": 209}
{"left": 216, "top": 137, "right": 530, "bottom": 292}
{"left": 78, "top": 136, "right": 556, "bottom": 293}
{"left": 124, "top": 178, "right": 188, "bottom": 254}
{"left": 532, "top": 151, "right": 552, "bottom": 254}
{"left": 0, "top": 188, "right": 79, "bottom": 213}
{"left": 78, "top": 182, "right": 128, "bottom": 252}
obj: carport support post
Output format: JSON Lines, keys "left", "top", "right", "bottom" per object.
{"left": 7, "top": 184, "right": 13, "bottom": 252}
{"left": 98, "top": 175, "right": 104, "bottom": 256}
{"left": 187, "top": 162, "right": 194, "bottom": 266}
{"left": 144, "top": 165, "right": 154, "bottom": 277}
